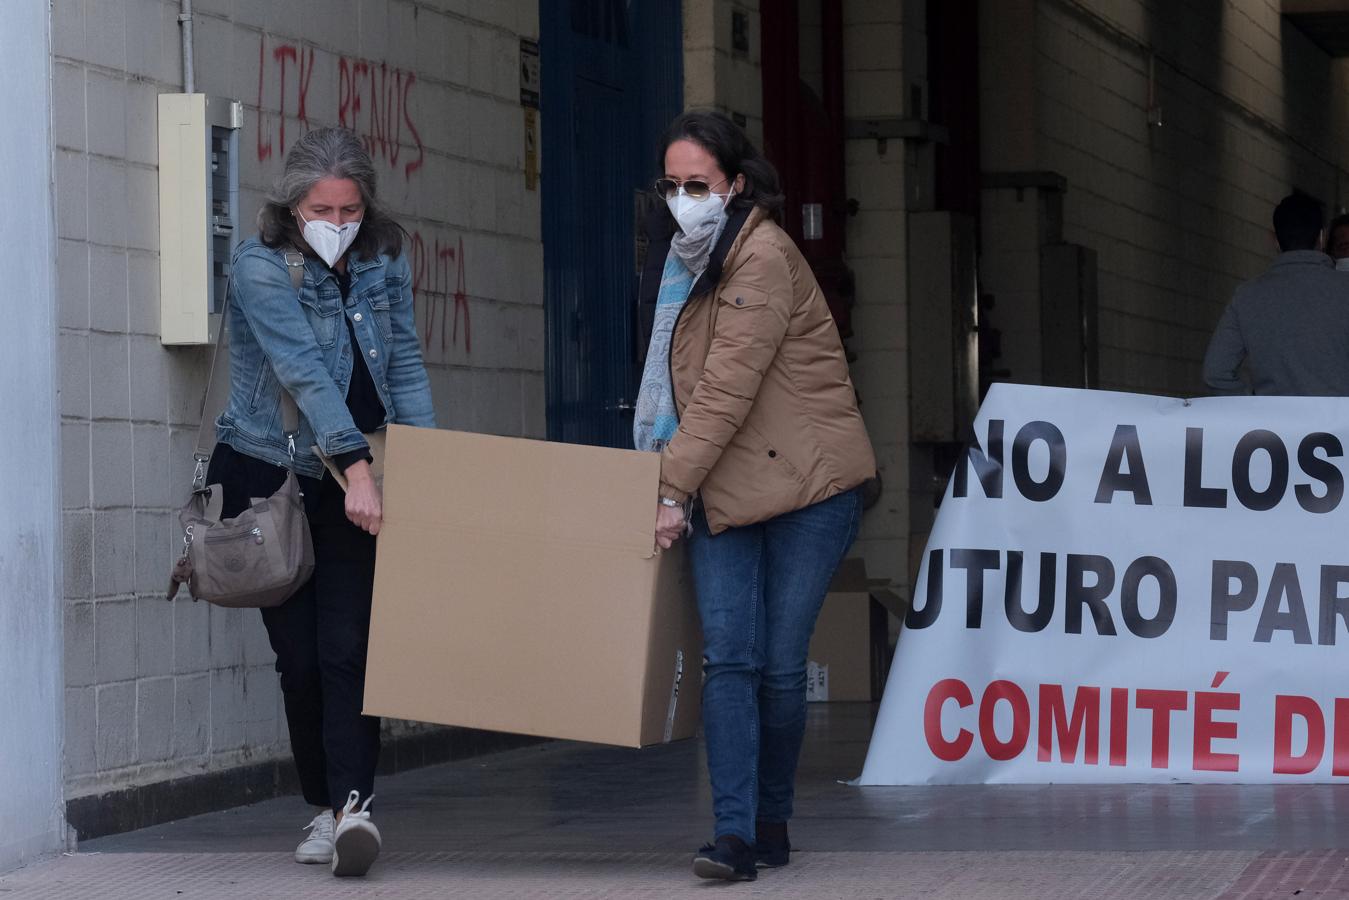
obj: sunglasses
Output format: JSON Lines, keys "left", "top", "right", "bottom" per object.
{"left": 654, "top": 177, "right": 729, "bottom": 200}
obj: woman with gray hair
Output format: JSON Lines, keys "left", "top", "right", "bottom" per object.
{"left": 205, "top": 126, "right": 434, "bottom": 877}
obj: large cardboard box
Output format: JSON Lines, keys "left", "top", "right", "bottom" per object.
{"left": 806, "top": 558, "right": 906, "bottom": 702}
{"left": 363, "top": 425, "right": 702, "bottom": 748}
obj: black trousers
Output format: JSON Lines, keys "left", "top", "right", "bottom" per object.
{"left": 207, "top": 445, "right": 381, "bottom": 812}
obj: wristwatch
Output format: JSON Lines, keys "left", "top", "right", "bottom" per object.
{"left": 658, "top": 496, "right": 682, "bottom": 508}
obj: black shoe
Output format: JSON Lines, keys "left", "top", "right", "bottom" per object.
{"left": 755, "top": 820, "right": 790, "bottom": 868}
{"left": 692, "top": 835, "right": 757, "bottom": 881}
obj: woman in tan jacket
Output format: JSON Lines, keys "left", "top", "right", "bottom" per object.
{"left": 635, "top": 110, "right": 876, "bottom": 881}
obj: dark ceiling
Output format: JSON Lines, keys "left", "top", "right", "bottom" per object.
{"left": 1284, "top": 1, "right": 1349, "bottom": 56}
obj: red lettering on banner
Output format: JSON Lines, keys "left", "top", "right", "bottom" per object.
{"left": 1109, "top": 687, "right": 1129, "bottom": 766}
{"left": 1037, "top": 685, "right": 1100, "bottom": 764}
{"left": 1135, "top": 689, "right": 1187, "bottom": 768}
{"left": 916, "top": 676, "right": 1349, "bottom": 778}
{"left": 410, "top": 231, "right": 471, "bottom": 358}
{"left": 1334, "top": 699, "right": 1349, "bottom": 776}
{"left": 1193, "top": 672, "right": 1240, "bottom": 772}
{"left": 978, "top": 680, "right": 1030, "bottom": 761}
{"left": 924, "top": 678, "right": 974, "bottom": 761}
{"left": 1274, "top": 694, "right": 1325, "bottom": 774}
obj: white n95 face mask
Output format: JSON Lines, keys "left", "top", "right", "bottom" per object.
{"left": 666, "top": 187, "right": 732, "bottom": 235}
{"left": 298, "top": 211, "right": 361, "bottom": 267}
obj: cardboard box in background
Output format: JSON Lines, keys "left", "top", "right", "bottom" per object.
{"left": 806, "top": 558, "right": 907, "bottom": 702}
{"left": 363, "top": 425, "right": 702, "bottom": 748}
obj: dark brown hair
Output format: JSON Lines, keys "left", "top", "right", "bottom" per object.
{"left": 658, "top": 110, "right": 785, "bottom": 221}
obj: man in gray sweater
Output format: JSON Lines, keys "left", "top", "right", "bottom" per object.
{"left": 1203, "top": 193, "right": 1349, "bottom": 396}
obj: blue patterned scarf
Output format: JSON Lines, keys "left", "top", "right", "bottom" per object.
{"left": 633, "top": 251, "right": 696, "bottom": 452}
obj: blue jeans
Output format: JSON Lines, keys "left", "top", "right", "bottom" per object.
{"left": 688, "top": 488, "right": 863, "bottom": 844}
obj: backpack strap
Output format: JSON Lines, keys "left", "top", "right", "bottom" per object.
{"left": 278, "top": 251, "right": 304, "bottom": 441}
{"left": 190, "top": 249, "right": 308, "bottom": 488}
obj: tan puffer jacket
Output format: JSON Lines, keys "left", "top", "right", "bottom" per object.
{"left": 659, "top": 206, "right": 876, "bottom": 533}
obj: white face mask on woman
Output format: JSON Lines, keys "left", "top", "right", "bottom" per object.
{"left": 297, "top": 210, "right": 362, "bottom": 267}
{"left": 666, "top": 186, "right": 734, "bottom": 235}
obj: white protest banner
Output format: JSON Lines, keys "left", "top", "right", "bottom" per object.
{"left": 858, "top": 384, "right": 1349, "bottom": 785}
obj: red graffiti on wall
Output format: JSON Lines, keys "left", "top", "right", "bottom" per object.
{"left": 411, "top": 232, "right": 470, "bottom": 356}
{"left": 339, "top": 58, "right": 425, "bottom": 180}
{"left": 256, "top": 37, "right": 316, "bottom": 161}
{"left": 254, "top": 37, "right": 425, "bottom": 181}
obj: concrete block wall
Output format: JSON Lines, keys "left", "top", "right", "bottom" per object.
{"left": 843, "top": 0, "right": 912, "bottom": 585}
{"left": 683, "top": 0, "right": 764, "bottom": 143}
{"left": 54, "top": 0, "right": 544, "bottom": 806}
{"left": 993, "top": 0, "right": 1349, "bottom": 396}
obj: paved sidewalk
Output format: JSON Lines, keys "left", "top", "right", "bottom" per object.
{"left": 4, "top": 705, "right": 1349, "bottom": 898}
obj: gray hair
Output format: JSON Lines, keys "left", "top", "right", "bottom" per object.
{"left": 257, "top": 126, "right": 405, "bottom": 257}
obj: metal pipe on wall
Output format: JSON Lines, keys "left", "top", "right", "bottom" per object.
{"left": 178, "top": 0, "right": 195, "bottom": 93}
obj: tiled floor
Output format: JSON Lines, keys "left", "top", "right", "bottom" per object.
{"left": 4, "top": 704, "right": 1348, "bottom": 898}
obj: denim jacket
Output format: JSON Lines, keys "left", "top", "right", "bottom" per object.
{"left": 215, "top": 237, "right": 436, "bottom": 479}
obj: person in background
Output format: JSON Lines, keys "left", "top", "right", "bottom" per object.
{"left": 1204, "top": 193, "right": 1349, "bottom": 396}
{"left": 1328, "top": 212, "right": 1349, "bottom": 271}
{"left": 635, "top": 110, "right": 876, "bottom": 882}
{"left": 208, "top": 127, "right": 435, "bottom": 877}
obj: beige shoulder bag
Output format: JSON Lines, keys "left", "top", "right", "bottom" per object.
{"left": 167, "top": 250, "right": 316, "bottom": 608}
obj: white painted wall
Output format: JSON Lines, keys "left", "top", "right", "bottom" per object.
{"left": 0, "top": 0, "right": 66, "bottom": 874}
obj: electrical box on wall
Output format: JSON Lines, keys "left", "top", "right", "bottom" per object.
{"left": 158, "top": 94, "right": 242, "bottom": 345}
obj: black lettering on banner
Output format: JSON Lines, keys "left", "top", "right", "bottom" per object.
{"left": 1184, "top": 427, "right": 1228, "bottom": 509}
{"left": 1119, "top": 557, "right": 1177, "bottom": 638}
{"left": 1094, "top": 424, "right": 1153, "bottom": 505}
{"left": 1319, "top": 565, "right": 1349, "bottom": 646}
{"left": 1065, "top": 554, "right": 1118, "bottom": 636}
{"left": 907, "top": 548, "right": 944, "bottom": 629}
{"left": 1210, "top": 559, "right": 1257, "bottom": 640}
{"left": 1255, "top": 562, "right": 1313, "bottom": 644}
{"left": 1005, "top": 550, "right": 1056, "bottom": 633}
{"left": 952, "top": 420, "right": 1004, "bottom": 499}
{"left": 1231, "top": 429, "right": 1289, "bottom": 512}
{"left": 1012, "top": 421, "right": 1067, "bottom": 502}
{"left": 952, "top": 549, "right": 1001, "bottom": 629}
{"left": 1296, "top": 433, "right": 1344, "bottom": 514}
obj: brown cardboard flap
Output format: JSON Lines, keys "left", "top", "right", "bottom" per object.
{"left": 366, "top": 426, "right": 702, "bottom": 748}
{"left": 366, "top": 529, "right": 657, "bottom": 744}
{"left": 639, "top": 546, "right": 703, "bottom": 744}
{"left": 382, "top": 425, "right": 659, "bottom": 558}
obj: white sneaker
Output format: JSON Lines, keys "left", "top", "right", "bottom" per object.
{"left": 331, "top": 791, "right": 381, "bottom": 877}
{"left": 294, "top": 809, "right": 335, "bottom": 864}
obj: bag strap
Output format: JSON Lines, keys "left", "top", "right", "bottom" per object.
{"left": 191, "top": 250, "right": 307, "bottom": 489}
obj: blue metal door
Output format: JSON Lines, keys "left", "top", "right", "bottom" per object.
{"left": 542, "top": 0, "right": 683, "bottom": 447}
